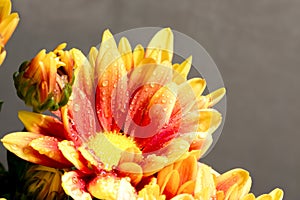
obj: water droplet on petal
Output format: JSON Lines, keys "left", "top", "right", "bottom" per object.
{"left": 102, "top": 80, "right": 109, "bottom": 87}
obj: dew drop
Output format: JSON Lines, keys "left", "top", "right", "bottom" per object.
{"left": 161, "top": 99, "right": 166, "bottom": 104}
{"left": 102, "top": 80, "right": 109, "bottom": 87}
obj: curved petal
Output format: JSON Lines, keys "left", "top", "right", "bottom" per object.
{"left": 1, "top": 132, "right": 66, "bottom": 168}
{"left": 198, "top": 109, "right": 222, "bottom": 134}
{"left": 18, "top": 110, "right": 65, "bottom": 139}
{"left": 61, "top": 171, "right": 92, "bottom": 200}
{"left": 58, "top": 140, "right": 92, "bottom": 174}
{"left": 29, "top": 136, "right": 72, "bottom": 166}
{"left": 216, "top": 168, "right": 251, "bottom": 198}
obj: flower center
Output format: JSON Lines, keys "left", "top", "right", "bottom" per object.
{"left": 87, "top": 131, "right": 139, "bottom": 170}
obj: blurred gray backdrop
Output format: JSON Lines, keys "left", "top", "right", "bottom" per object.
{"left": 0, "top": 0, "right": 299, "bottom": 199}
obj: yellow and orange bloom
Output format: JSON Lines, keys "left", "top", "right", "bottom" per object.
{"left": 1, "top": 28, "right": 283, "bottom": 200}
{"left": 0, "top": 0, "right": 19, "bottom": 65}
{"left": 13, "top": 43, "right": 84, "bottom": 112}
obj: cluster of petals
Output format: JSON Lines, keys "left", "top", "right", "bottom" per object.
{"left": 1, "top": 28, "right": 283, "bottom": 200}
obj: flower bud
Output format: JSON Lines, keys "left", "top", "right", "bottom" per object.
{"left": 13, "top": 43, "right": 78, "bottom": 112}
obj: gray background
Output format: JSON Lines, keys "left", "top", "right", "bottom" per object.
{"left": 0, "top": 0, "right": 299, "bottom": 199}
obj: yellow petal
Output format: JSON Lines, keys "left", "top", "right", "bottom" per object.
{"left": 96, "top": 29, "right": 122, "bottom": 77}
{"left": 0, "top": 50, "right": 6, "bottom": 65}
{"left": 194, "top": 163, "right": 216, "bottom": 200}
{"left": 146, "top": 28, "right": 174, "bottom": 63}
{"left": 269, "top": 188, "right": 284, "bottom": 200}
{"left": 172, "top": 56, "right": 192, "bottom": 83}
{"left": 133, "top": 44, "right": 144, "bottom": 67}
{"left": 198, "top": 109, "right": 222, "bottom": 134}
{"left": 138, "top": 178, "right": 166, "bottom": 200}
{"left": 256, "top": 194, "right": 272, "bottom": 200}
{"left": 0, "top": 0, "right": 12, "bottom": 21}
{"left": 0, "top": 12, "right": 19, "bottom": 45}
{"left": 177, "top": 78, "right": 206, "bottom": 116}
{"left": 241, "top": 193, "right": 256, "bottom": 200}
{"left": 88, "top": 46, "right": 98, "bottom": 68}
{"left": 118, "top": 37, "right": 133, "bottom": 71}
{"left": 206, "top": 87, "right": 226, "bottom": 108}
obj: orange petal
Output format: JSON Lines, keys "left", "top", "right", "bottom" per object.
{"left": 61, "top": 171, "right": 92, "bottom": 200}
{"left": 177, "top": 155, "right": 197, "bottom": 185}
{"left": 58, "top": 140, "right": 92, "bottom": 174}
{"left": 157, "top": 164, "right": 174, "bottom": 188}
{"left": 216, "top": 168, "right": 250, "bottom": 197}
{"left": 29, "top": 136, "right": 72, "bottom": 166}
{"left": 1, "top": 132, "right": 66, "bottom": 168}
{"left": 160, "top": 170, "right": 180, "bottom": 199}
{"left": 177, "top": 180, "right": 195, "bottom": 195}
{"left": 18, "top": 110, "right": 66, "bottom": 139}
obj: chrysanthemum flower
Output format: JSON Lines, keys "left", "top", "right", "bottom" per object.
{"left": 0, "top": 0, "right": 19, "bottom": 65}
{"left": 1, "top": 28, "right": 283, "bottom": 200}
{"left": 2, "top": 28, "right": 225, "bottom": 199}
{"left": 13, "top": 43, "right": 82, "bottom": 112}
